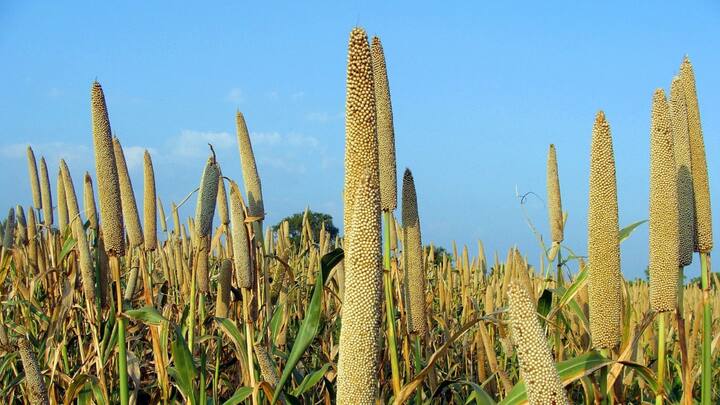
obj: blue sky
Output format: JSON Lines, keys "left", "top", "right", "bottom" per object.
{"left": 0, "top": 2, "right": 718, "bottom": 280}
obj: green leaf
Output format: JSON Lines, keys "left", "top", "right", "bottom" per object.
{"left": 125, "top": 306, "right": 169, "bottom": 326}
{"left": 499, "top": 351, "right": 612, "bottom": 405}
{"left": 617, "top": 360, "right": 659, "bottom": 394}
{"left": 215, "top": 317, "right": 245, "bottom": 353}
{"left": 549, "top": 267, "right": 588, "bottom": 319}
{"left": 430, "top": 379, "right": 496, "bottom": 405}
{"left": 536, "top": 289, "right": 553, "bottom": 324}
{"left": 58, "top": 235, "right": 77, "bottom": 262}
{"left": 619, "top": 219, "right": 647, "bottom": 243}
{"left": 269, "top": 304, "right": 284, "bottom": 344}
{"left": 291, "top": 363, "right": 330, "bottom": 397}
{"left": 271, "top": 248, "right": 343, "bottom": 404}
{"left": 170, "top": 326, "right": 197, "bottom": 405}
{"left": 221, "top": 386, "right": 253, "bottom": 405}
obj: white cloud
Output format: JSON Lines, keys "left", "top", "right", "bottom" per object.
{"left": 122, "top": 146, "right": 154, "bottom": 171}
{"left": 225, "top": 88, "right": 244, "bottom": 103}
{"left": 169, "top": 130, "right": 235, "bottom": 158}
{"left": 250, "top": 132, "right": 282, "bottom": 146}
{"left": 1, "top": 142, "right": 92, "bottom": 164}
{"left": 305, "top": 112, "right": 330, "bottom": 122}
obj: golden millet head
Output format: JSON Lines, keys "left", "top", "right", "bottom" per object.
{"left": 112, "top": 136, "right": 143, "bottom": 248}
{"left": 39, "top": 157, "right": 53, "bottom": 227}
{"left": 195, "top": 156, "right": 219, "bottom": 239}
{"left": 15, "top": 205, "right": 27, "bottom": 245}
{"left": 401, "top": 168, "right": 427, "bottom": 336}
{"left": 157, "top": 197, "right": 168, "bottom": 233}
{"left": 680, "top": 56, "right": 712, "bottom": 253}
{"left": 26, "top": 146, "right": 42, "bottom": 210}
{"left": 17, "top": 337, "right": 50, "bottom": 405}
{"left": 83, "top": 172, "right": 98, "bottom": 231}
{"left": 547, "top": 144, "right": 564, "bottom": 243}
{"left": 649, "top": 89, "right": 680, "bottom": 312}
{"left": 91, "top": 81, "right": 125, "bottom": 256}
{"left": 143, "top": 150, "right": 157, "bottom": 250}
{"left": 343, "top": 27, "right": 379, "bottom": 252}
{"left": 60, "top": 159, "right": 97, "bottom": 306}
{"left": 254, "top": 343, "right": 280, "bottom": 386}
{"left": 669, "top": 77, "right": 694, "bottom": 267}
{"left": 56, "top": 168, "right": 68, "bottom": 232}
{"left": 27, "top": 206, "right": 37, "bottom": 240}
{"left": 3, "top": 208, "right": 15, "bottom": 249}
{"left": 216, "top": 167, "right": 230, "bottom": 226}
{"left": 507, "top": 282, "right": 569, "bottom": 405}
{"left": 587, "top": 111, "right": 622, "bottom": 349}
{"left": 229, "top": 181, "right": 252, "bottom": 289}
{"left": 236, "top": 111, "right": 265, "bottom": 219}
{"left": 215, "top": 259, "right": 232, "bottom": 318}
{"left": 336, "top": 169, "right": 382, "bottom": 405}
{"left": 371, "top": 36, "right": 397, "bottom": 212}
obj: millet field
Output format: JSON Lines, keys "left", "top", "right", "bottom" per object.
{"left": 0, "top": 27, "right": 717, "bottom": 405}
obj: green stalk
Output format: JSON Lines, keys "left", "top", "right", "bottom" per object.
{"left": 656, "top": 312, "right": 666, "bottom": 405}
{"left": 110, "top": 255, "right": 129, "bottom": 405}
{"left": 700, "top": 252, "right": 712, "bottom": 404}
{"left": 413, "top": 336, "right": 423, "bottom": 405}
{"left": 199, "top": 294, "right": 207, "bottom": 405}
{"left": 382, "top": 211, "right": 401, "bottom": 397}
{"left": 600, "top": 348, "right": 610, "bottom": 405}
{"left": 188, "top": 252, "right": 198, "bottom": 348}
{"left": 213, "top": 335, "right": 222, "bottom": 404}
{"left": 555, "top": 248, "right": 563, "bottom": 361}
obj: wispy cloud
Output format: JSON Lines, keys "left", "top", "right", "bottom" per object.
{"left": 169, "top": 130, "right": 235, "bottom": 158}
{"left": 122, "top": 146, "right": 155, "bottom": 171}
{"left": 225, "top": 88, "right": 244, "bottom": 103}
{"left": 1, "top": 142, "right": 92, "bottom": 165}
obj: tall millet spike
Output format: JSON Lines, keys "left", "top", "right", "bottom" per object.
{"left": 371, "top": 36, "right": 397, "bottom": 211}
{"left": 143, "top": 151, "right": 157, "bottom": 251}
{"left": 402, "top": 168, "right": 427, "bottom": 336}
{"left": 336, "top": 171, "right": 382, "bottom": 404}
{"left": 60, "top": 159, "right": 97, "bottom": 307}
{"left": 15, "top": 205, "right": 27, "bottom": 245}
{"left": 195, "top": 156, "right": 219, "bottom": 239}
{"left": 17, "top": 337, "right": 50, "bottom": 405}
{"left": 507, "top": 282, "right": 569, "bottom": 404}
{"left": 343, "top": 27, "right": 379, "bottom": 251}
{"left": 26, "top": 146, "right": 42, "bottom": 210}
{"left": 83, "top": 172, "right": 99, "bottom": 231}
{"left": 229, "top": 181, "right": 252, "bottom": 289}
{"left": 547, "top": 144, "right": 564, "bottom": 244}
{"left": 195, "top": 155, "right": 219, "bottom": 293}
{"left": 3, "top": 208, "right": 15, "bottom": 249}
{"left": 39, "top": 157, "right": 53, "bottom": 227}
{"left": 113, "top": 136, "right": 143, "bottom": 248}
{"left": 680, "top": 57, "right": 712, "bottom": 253}
{"left": 669, "top": 77, "right": 694, "bottom": 267}
{"left": 91, "top": 81, "right": 125, "bottom": 256}
{"left": 215, "top": 259, "right": 232, "bottom": 318}
{"left": 235, "top": 111, "right": 264, "bottom": 219}
{"left": 216, "top": 167, "right": 230, "bottom": 226}
{"left": 57, "top": 169, "right": 68, "bottom": 232}
{"left": 587, "top": 111, "right": 622, "bottom": 349}
{"left": 648, "top": 90, "right": 680, "bottom": 312}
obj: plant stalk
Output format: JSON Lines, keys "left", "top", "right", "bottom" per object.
{"left": 110, "top": 255, "right": 129, "bottom": 405}
{"left": 383, "top": 210, "right": 402, "bottom": 397}
{"left": 656, "top": 311, "right": 666, "bottom": 405}
{"left": 700, "top": 252, "right": 712, "bottom": 405}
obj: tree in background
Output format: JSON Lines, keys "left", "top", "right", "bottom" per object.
{"left": 273, "top": 209, "right": 339, "bottom": 246}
